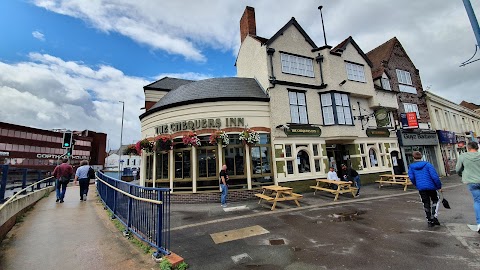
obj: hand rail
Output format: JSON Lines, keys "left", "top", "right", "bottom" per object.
{"left": 0, "top": 176, "right": 54, "bottom": 212}
{"left": 95, "top": 177, "right": 163, "bottom": 205}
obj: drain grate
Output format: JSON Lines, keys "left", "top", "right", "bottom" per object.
{"left": 269, "top": 239, "right": 285, "bottom": 245}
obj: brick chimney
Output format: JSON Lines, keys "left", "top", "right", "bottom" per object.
{"left": 240, "top": 6, "right": 256, "bottom": 43}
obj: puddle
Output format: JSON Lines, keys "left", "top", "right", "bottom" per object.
{"left": 331, "top": 210, "right": 365, "bottom": 222}
{"left": 269, "top": 239, "right": 285, "bottom": 245}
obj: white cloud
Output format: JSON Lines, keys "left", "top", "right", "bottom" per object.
{"left": 32, "top": 31, "right": 45, "bottom": 41}
{"left": 0, "top": 54, "right": 150, "bottom": 151}
{"left": 154, "top": 72, "right": 213, "bottom": 81}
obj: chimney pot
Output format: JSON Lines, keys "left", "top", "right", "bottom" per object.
{"left": 240, "top": 6, "right": 256, "bottom": 43}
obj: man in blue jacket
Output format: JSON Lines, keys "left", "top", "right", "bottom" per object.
{"left": 408, "top": 151, "right": 442, "bottom": 227}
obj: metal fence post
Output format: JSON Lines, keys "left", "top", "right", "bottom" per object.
{"left": 127, "top": 185, "right": 133, "bottom": 227}
{"left": 156, "top": 190, "right": 163, "bottom": 254}
{"left": 36, "top": 171, "right": 42, "bottom": 190}
{"left": 112, "top": 180, "right": 117, "bottom": 216}
{"left": 0, "top": 165, "right": 9, "bottom": 202}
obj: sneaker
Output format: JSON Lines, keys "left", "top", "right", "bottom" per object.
{"left": 432, "top": 218, "right": 440, "bottom": 226}
{"left": 221, "top": 204, "right": 227, "bottom": 208}
{"left": 428, "top": 220, "right": 435, "bottom": 227}
{"left": 56, "top": 198, "right": 60, "bottom": 202}
{"left": 467, "top": 224, "right": 480, "bottom": 232}
{"left": 355, "top": 194, "right": 360, "bottom": 198}
{"left": 60, "top": 200, "right": 64, "bottom": 203}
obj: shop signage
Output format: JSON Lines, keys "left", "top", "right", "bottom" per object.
{"left": 437, "top": 130, "right": 456, "bottom": 144}
{"left": 284, "top": 125, "right": 321, "bottom": 137}
{"left": 400, "top": 112, "right": 419, "bottom": 129}
{"left": 397, "top": 131, "right": 439, "bottom": 146}
{"left": 36, "top": 154, "right": 89, "bottom": 160}
{"left": 155, "top": 117, "right": 245, "bottom": 134}
{"left": 375, "top": 109, "right": 390, "bottom": 127}
{"left": 366, "top": 128, "right": 390, "bottom": 137}
{"left": 0, "top": 151, "right": 9, "bottom": 157}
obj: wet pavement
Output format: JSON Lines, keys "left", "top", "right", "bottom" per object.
{"left": 1, "top": 175, "right": 480, "bottom": 270}
{"left": 0, "top": 184, "right": 156, "bottom": 270}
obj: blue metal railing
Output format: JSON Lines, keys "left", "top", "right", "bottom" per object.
{"left": 0, "top": 165, "right": 54, "bottom": 202}
{"left": 96, "top": 171, "right": 171, "bottom": 255}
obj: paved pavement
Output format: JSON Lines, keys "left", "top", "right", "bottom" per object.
{"left": 1, "top": 175, "right": 480, "bottom": 270}
{"left": 0, "top": 184, "right": 156, "bottom": 270}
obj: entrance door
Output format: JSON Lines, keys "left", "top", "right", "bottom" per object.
{"left": 326, "top": 144, "right": 350, "bottom": 178}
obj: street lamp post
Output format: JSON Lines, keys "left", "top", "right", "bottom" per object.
{"left": 118, "top": 101, "right": 125, "bottom": 180}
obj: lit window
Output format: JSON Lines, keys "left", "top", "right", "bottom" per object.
{"left": 345, "top": 62, "right": 366, "bottom": 82}
{"left": 281, "top": 53, "right": 314, "bottom": 77}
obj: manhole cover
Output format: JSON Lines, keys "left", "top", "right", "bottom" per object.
{"left": 269, "top": 239, "right": 285, "bottom": 245}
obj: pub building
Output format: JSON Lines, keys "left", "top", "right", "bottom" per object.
{"left": 138, "top": 7, "right": 402, "bottom": 193}
{"left": 0, "top": 121, "right": 107, "bottom": 171}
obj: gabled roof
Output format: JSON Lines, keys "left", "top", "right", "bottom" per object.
{"left": 143, "top": 77, "right": 195, "bottom": 91}
{"left": 366, "top": 37, "right": 416, "bottom": 79}
{"left": 331, "top": 36, "right": 372, "bottom": 67}
{"left": 139, "top": 77, "right": 269, "bottom": 120}
{"left": 265, "top": 17, "right": 317, "bottom": 48}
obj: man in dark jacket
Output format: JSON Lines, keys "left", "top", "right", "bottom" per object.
{"left": 341, "top": 164, "right": 360, "bottom": 197}
{"left": 52, "top": 158, "right": 73, "bottom": 203}
{"left": 408, "top": 151, "right": 442, "bottom": 227}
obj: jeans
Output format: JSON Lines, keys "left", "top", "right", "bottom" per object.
{"left": 56, "top": 178, "right": 68, "bottom": 200}
{"left": 353, "top": 175, "right": 361, "bottom": 195}
{"left": 220, "top": 184, "right": 228, "bottom": 205}
{"left": 468, "top": 183, "right": 480, "bottom": 224}
{"left": 79, "top": 178, "right": 89, "bottom": 199}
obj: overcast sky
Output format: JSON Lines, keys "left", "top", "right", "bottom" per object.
{"left": 0, "top": 0, "right": 479, "bottom": 151}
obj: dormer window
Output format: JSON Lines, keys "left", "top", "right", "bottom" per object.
{"left": 345, "top": 61, "right": 366, "bottom": 82}
{"left": 280, "top": 53, "right": 314, "bottom": 77}
{"left": 381, "top": 77, "right": 391, "bottom": 90}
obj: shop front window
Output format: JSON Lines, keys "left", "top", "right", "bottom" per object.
{"left": 297, "top": 150, "right": 311, "bottom": 173}
{"left": 155, "top": 152, "right": 169, "bottom": 181}
{"left": 198, "top": 148, "right": 217, "bottom": 178}
{"left": 369, "top": 148, "right": 379, "bottom": 167}
{"left": 174, "top": 150, "right": 191, "bottom": 179}
{"left": 251, "top": 134, "right": 273, "bottom": 186}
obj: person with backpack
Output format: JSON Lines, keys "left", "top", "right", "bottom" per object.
{"left": 408, "top": 151, "right": 442, "bottom": 227}
{"left": 74, "top": 160, "right": 92, "bottom": 201}
{"left": 52, "top": 158, "right": 73, "bottom": 203}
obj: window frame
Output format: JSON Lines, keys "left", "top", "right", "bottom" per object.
{"left": 288, "top": 90, "right": 309, "bottom": 124}
{"left": 345, "top": 61, "right": 366, "bottom": 83}
{"left": 280, "top": 52, "right": 315, "bottom": 78}
{"left": 403, "top": 103, "right": 420, "bottom": 119}
{"left": 320, "top": 92, "right": 354, "bottom": 126}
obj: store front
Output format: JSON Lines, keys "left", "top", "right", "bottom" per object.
{"left": 437, "top": 130, "right": 457, "bottom": 176}
{"left": 397, "top": 130, "right": 441, "bottom": 174}
{"left": 138, "top": 77, "right": 272, "bottom": 193}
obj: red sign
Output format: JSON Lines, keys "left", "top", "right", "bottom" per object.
{"left": 406, "top": 112, "right": 419, "bottom": 128}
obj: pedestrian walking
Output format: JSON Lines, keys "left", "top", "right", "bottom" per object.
{"left": 456, "top": 141, "right": 480, "bottom": 233}
{"left": 408, "top": 151, "right": 442, "bottom": 227}
{"left": 74, "top": 160, "right": 91, "bottom": 201}
{"left": 219, "top": 164, "right": 229, "bottom": 207}
{"left": 341, "top": 164, "right": 360, "bottom": 197}
{"left": 52, "top": 158, "right": 73, "bottom": 203}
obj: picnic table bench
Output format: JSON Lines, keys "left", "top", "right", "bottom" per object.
{"left": 255, "top": 185, "right": 303, "bottom": 210}
{"left": 375, "top": 174, "right": 412, "bottom": 191}
{"left": 310, "top": 179, "right": 357, "bottom": 201}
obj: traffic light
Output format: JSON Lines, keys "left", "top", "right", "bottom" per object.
{"left": 62, "top": 132, "right": 73, "bottom": 148}
{"left": 66, "top": 147, "right": 73, "bottom": 157}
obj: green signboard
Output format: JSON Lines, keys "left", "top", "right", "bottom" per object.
{"left": 285, "top": 125, "right": 322, "bottom": 137}
{"left": 366, "top": 128, "right": 390, "bottom": 137}
{"left": 375, "top": 109, "right": 390, "bottom": 127}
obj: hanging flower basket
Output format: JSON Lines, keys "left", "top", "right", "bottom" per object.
{"left": 123, "top": 144, "right": 139, "bottom": 155}
{"left": 155, "top": 134, "right": 173, "bottom": 152}
{"left": 182, "top": 131, "right": 201, "bottom": 147}
{"left": 239, "top": 128, "right": 260, "bottom": 146}
{"left": 209, "top": 131, "right": 229, "bottom": 147}
{"left": 136, "top": 138, "right": 154, "bottom": 153}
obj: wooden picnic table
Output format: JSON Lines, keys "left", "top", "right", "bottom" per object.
{"left": 255, "top": 185, "right": 302, "bottom": 210}
{"left": 310, "top": 179, "right": 357, "bottom": 201}
{"left": 375, "top": 174, "right": 412, "bottom": 191}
